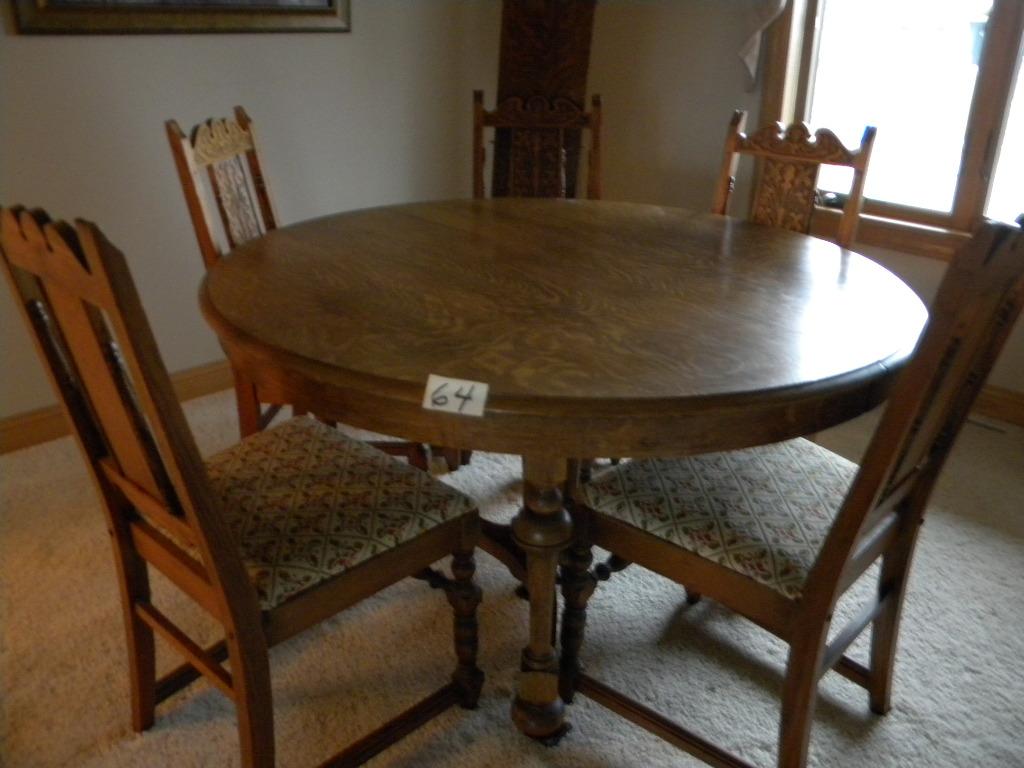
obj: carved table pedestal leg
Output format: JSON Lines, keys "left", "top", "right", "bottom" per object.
{"left": 559, "top": 532, "right": 595, "bottom": 704}
{"left": 510, "top": 453, "right": 573, "bottom": 742}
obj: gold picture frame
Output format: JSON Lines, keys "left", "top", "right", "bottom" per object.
{"left": 12, "top": 0, "right": 351, "bottom": 34}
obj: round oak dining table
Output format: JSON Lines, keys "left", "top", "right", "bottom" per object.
{"left": 200, "top": 198, "right": 927, "bottom": 741}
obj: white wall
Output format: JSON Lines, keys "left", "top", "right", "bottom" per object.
{"left": 0, "top": 0, "right": 500, "bottom": 417}
{"left": 590, "top": 0, "right": 764, "bottom": 209}
{"left": 1, "top": 0, "right": 1019, "bottom": 420}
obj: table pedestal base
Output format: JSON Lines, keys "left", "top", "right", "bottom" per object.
{"left": 510, "top": 454, "right": 573, "bottom": 740}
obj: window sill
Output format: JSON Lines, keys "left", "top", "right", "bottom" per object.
{"left": 810, "top": 207, "right": 971, "bottom": 262}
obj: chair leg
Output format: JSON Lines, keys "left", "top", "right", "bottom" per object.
{"left": 233, "top": 374, "right": 261, "bottom": 438}
{"left": 105, "top": 519, "right": 156, "bottom": 732}
{"left": 437, "top": 447, "right": 472, "bottom": 472}
{"left": 257, "top": 404, "right": 283, "bottom": 432}
{"left": 126, "top": 606, "right": 157, "bottom": 732}
{"left": 410, "top": 444, "right": 431, "bottom": 471}
{"left": 374, "top": 441, "right": 431, "bottom": 471}
{"left": 867, "top": 531, "right": 921, "bottom": 715}
{"left": 558, "top": 539, "right": 596, "bottom": 704}
{"left": 867, "top": 602, "right": 899, "bottom": 715}
{"left": 777, "top": 630, "right": 828, "bottom": 768}
{"left": 446, "top": 549, "right": 484, "bottom": 708}
{"left": 226, "top": 634, "right": 275, "bottom": 768}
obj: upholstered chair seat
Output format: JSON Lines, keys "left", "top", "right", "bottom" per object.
{"left": 206, "top": 418, "right": 476, "bottom": 610}
{"left": 582, "top": 439, "right": 856, "bottom": 599}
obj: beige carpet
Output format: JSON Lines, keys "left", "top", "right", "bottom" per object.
{"left": 2, "top": 390, "right": 1022, "bottom": 767}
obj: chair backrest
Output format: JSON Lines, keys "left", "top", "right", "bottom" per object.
{"left": 711, "top": 109, "right": 875, "bottom": 248}
{"left": 811, "top": 220, "right": 1024, "bottom": 608}
{"left": 0, "top": 206, "right": 252, "bottom": 617}
{"left": 473, "top": 90, "right": 602, "bottom": 200}
{"left": 166, "top": 106, "right": 278, "bottom": 269}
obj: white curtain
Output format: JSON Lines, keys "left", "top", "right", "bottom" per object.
{"left": 739, "top": 0, "right": 787, "bottom": 81}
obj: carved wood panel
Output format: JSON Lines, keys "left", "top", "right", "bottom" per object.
{"left": 509, "top": 128, "right": 566, "bottom": 197}
{"left": 192, "top": 117, "right": 265, "bottom": 249}
{"left": 750, "top": 158, "right": 820, "bottom": 234}
{"left": 480, "top": 94, "right": 595, "bottom": 198}
{"left": 492, "top": 0, "right": 597, "bottom": 198}
{"left": 209, "top": 157, "right": 263, "bottom": 247}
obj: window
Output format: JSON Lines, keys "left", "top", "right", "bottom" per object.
{"left": 763, "top": 0, "right": 1023, "bottom": 257}
{"left": 986, "top": 44, "right": 1024, "bottom": 223}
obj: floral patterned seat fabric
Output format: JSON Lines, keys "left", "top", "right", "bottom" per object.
{"left": 581, "top": 439, "right": 858, "bottom": 599}
{"left": 205, "top": 418, "right": 476, "bottom": 610}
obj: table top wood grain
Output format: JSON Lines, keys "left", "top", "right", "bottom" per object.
{"left": 201, "top": 199, "right": 927, "bottom": 457}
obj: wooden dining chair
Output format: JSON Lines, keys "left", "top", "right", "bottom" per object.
{"left": 712, "top": 109, "right": 876, "bottom": 248}
{"left": 0, "top": 206, "right": 484, "bottom": 768}
{"left": 558, "top": 220, "right": 1024, "bottom": 768}
{"left": 166, "top": 107, "right": 441, "bottom": 469}
{"left": 473, "top": 90, "right": 603, "bottom": 200}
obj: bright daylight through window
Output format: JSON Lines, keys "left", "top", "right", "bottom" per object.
{"left": 987, "top": 45, "right": 1023, "bottom": 223}
{"left": 806, "top": 0, "right": 1022, "bottom": 225}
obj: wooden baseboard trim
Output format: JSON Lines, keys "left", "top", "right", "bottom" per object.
{"left": 973, "top": 385, "right": 1024, "bottom": 428}
{"left": 0, "top": 361, "right": 233, "bottom": 455}
{"left": 170, "top": 359, "right": 234, "bottom": 402}
{"left": 0, "top": 406, "right": 71, "bottom": 455}
{"left": 1, "top": 367, "right": 1020, "bottom": 455}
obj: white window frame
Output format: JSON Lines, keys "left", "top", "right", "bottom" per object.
{"left": 760, "top": 0, "right": 1024, "bottom": 260}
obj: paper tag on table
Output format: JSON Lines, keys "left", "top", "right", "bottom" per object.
{"left": 422, "top": 374, "right": 489, "bottom": 417}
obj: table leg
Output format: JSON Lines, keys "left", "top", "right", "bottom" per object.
{"left": 511, "top": 453, "right": 573, "bottom": 742}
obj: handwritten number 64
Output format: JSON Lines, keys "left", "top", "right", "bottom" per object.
{"left": 431, "top": 382, "right": 476, "bottom": 412}
{"left": 431, "top": 382, "right": 449, "bottom": 406}
{"left": 454, "top": 385, "right": 475, "bottom": 412}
